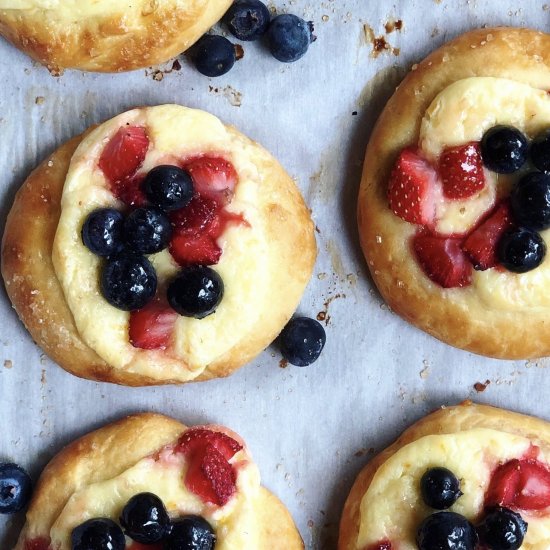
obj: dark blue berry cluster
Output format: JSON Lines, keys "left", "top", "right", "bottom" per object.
{"left": 481, "top": 125, "right": 550, "bottom": 273}
{"left": 71, "top": 492, "right": 215, "bottom": 550}
{"left": 417, "top": 467, "right": 527, "bottom": 550}
{"left": 192, "top": 0, "right": 315, "bottom": 77}
{"left": 82, "top": 165, "right": 224, "bottom": 317}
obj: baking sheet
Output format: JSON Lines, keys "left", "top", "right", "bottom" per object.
{"left": 1, "top": 1, "right": 550, "bottom": 548}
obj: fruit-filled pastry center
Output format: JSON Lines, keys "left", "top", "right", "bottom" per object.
{"left": 52, "top": 105, "right": 272, "bottom": 381}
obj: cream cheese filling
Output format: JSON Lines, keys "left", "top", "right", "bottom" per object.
{"left": 418, "top": 77, "right": 550, "bottom": 311}
{"left": 356, "top": 428, "right": 550, "bottom": 550}
{"left": 53, "top": 105, "right": 271, "bottom": 382}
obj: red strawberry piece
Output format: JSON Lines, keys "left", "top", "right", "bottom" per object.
{"left": 183, "top": 156, "right": 238, "bottom": 204}
{"left": 178, "top": 428, "right": 243, "bottom": 460}
{"left": 367, "top": 542, "right": 393, "bottom": 550}
{"left": 99, "top": 126, "right": 149, "bottom": 185}
{"left": 413, "top": 234, "right": 472, "bottom": 288}
{"left": 388, "top": 148, "right": 438, "bottom": 226}
{"left": 486, "top": 459, "right": 550, "bottom": 511}
{"left": 178, "top": 429, "right": 243, "bottom": 506}
{"left": 129, "top": 299, "right": 178, "bottom": 350}
{"left": 112, "top": 174, "right": 148, "bottom": 207}
{"left": 462, "top": 202, "right": 513, "bottom": 270}
{"left": 170, "top": 195, "right": 220, "bottom": 233}
{"left": 169, "top": 230, "right": 222, "bottom": 266}
{"left": 185, "top": 443, "right": 237, "bottom": 506}
{"left": 439, "top": 142, "right": 486, "bottom": 199}
{"left": 24, "top": 540, "right": 51, "bottom": 550}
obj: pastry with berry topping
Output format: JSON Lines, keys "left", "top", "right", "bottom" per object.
{"left": 358, "top": 27, "right": 550, "bottom": 359}
{"left": 14, "top": 413, "right": 303, "bottom": 550}
{"left": 1, "top": 104, "right": 316, "bottom": 385}
{"left": 0, "top": 0, "right": 232, "bottom": 73}
{"left": 339, "top": 401, "right": 550, "bottom": 550}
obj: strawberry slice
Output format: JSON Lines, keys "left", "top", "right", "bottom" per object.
{"left": 112, "top": 174, "right": 148, "bottom": 207}
{"left": 184, "top": 157, "right": 238, "bottom": 204}
{"left": 99, "top": 126, "right": 149, "bottom": 185}
{"left": 178, "top": 429, "right": 243, "bottom": 507}
{"left": 185, "top": 443, "right": 237, "bottom": 506}
{"left": 169, "top": 230, "right": 222, "bottom": 266}
{"left": 24, "top": 540, "right": 51, "bottom": 550}
{"left": 388, "top": 149, "right": 438, "bottom": 226}
{"left": 462, "top": 202, "right": 513, "bottom": 270}
{"left": 129, "top": 299, "right": 178, "bottom": 350}
{"left": 170, "top": 195, "right": 220, "bottom": 233}
{"left": 178, "top": 428, "right": 243, "bottom": 460}
{"left": 439, "top": 142, "right": 485, "bottom": 199}
{"left": 486, "top": 459, "right": 550, "bottom": 511}
{"left": 413, "top": 234, "right": 472, "bottom": 288}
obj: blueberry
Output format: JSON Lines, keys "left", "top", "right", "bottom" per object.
{"left": 144, "top": 165, "right": 194, "bottom": 211}
{"left": 531, "top": 129, "right": 550, "bottom": 173}
{"left": 511, "top": 172, "right": 550, "bottom": 230}
{"left": 477, "top": 507, "right": 527, "bottom": 550}
{"left": 417, "top": 512, "right": 478, "bottom": 550}
{"left": 81, "top": 208, "right": 124, "bottom": 257}
{"left": 101, "top": 254, "right": 157, "bottom": 311}
{"left": 120, "top": 492, "right": 170, "bottom": 544}
{"left": 497, "top": 227, "right": 546, "bottom": 273}
{"left": 193, "top": 35, "right": 236, "bottom": 77}
{"left": 123, "top": 207, "right": 172, "bottom": 254}
{"left": 71, "top": 518, "right": 125, "bottom": 550}
{"left": 223, "top": 0, "right": 270, "bottom": 41}
{"left": 481, "top": 125, "right": 529, "bottom": 174}
{"left": 0, "top": 463, "right": 32, "bottom": 514}
{"left": 420, "top": 467, "right": 462, "bottom": 510}
{"left": 163, "top": 515, "right": 216, "bottom": 550}
{"left": 279, "top": 317, "right": 326, "bottom": 367}
{"left": 267, "top": 14, "right": 314, "bottom": 63}
{"left": 167, "top": 266, "right": 224, "bottom": 319}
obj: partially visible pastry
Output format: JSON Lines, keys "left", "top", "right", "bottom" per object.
{"left": 339, "top": 401, "right": 550, "bottom": 550}
{"left": 14, "top": 413, "right": 304, "bottom": 550}
{"left": 358, "top": 27, "right": 550, "bottom": 359}
{"left": 0, "top": 1, "right": 232, "bottom": 72}
{"left": 2, "top": 104, "right": 316, "bottom": 386}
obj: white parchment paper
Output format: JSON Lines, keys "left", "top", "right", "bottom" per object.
{"left": 1, "top": 1, "right": 550, "bottom": 548}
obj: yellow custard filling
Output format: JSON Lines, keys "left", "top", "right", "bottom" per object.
{"left": 418, "top": 77, "right": 550, "bottom": 311}
{"left": 356, "top": 428, "right": 550, "bottom": 550}
{"left": 47, "top": 427, "right": 261, "bottom": 550}
{"left": 52, "top": 105, "right": 272, "bottom": 382}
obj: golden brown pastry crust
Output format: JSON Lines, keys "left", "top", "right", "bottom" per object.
{"left": 1, "top": 117, "right": 316, "bottom": 386}
{"left": 338, "top": 401, "right": 550, "bottom": 550}
{"left": 358, "top": 27, "right": 550, "bottom": 359}
{"left": 0, "top": 1, "right": 233, "bottom": 73}
{"left": 13, "top": 413, "right": 304, "bottom": 550}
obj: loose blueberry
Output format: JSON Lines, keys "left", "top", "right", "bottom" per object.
{"left": 163, "top": 515, "right": 216, "bottom": 550}
{"left": 0, "top": 463, "right": 32, "bottom": 514}
{"left": 123, "top": 207, "right": 172, "bottom": 254}
{"left": 81, "top": 208, "right": 124, "bottom": 257}
{"left": 101, "top": 254, "right": 157, "bottom": 311}
{"left": 71, "top": 518, "right": 125, "bottom": 550}
{"left": 167, "top": 266, "right": 224, "bottom": 319}
{"left": 477, "top": 507, "right": 527, "bottom": 550}
{"left": 120, "top": 492, "right": 170, "bottom": 544}
{"left": 279, "top": 317, "right": 326, "bottom": 367}
{"left": 267, "top": 14, "right": 314, "bottom": 63}
{"left": 531, "top": 129, "right": 550, "bottom": 173}
{"left": 223, "top": 0, "right": 270, "bottom": 41}
{"left": 193, "top": 35, "right": 236, "bottom": 77}
{"left": 416, "top": 512, "right": 478, "bottom": 550}
{"left": 497, "top": 227, "right": 546, "bottom": 273}
{"left": 420, "top": 467, "right": 462, "bottom": 510}
{"left": 143, "top": 165, "right": 194, "bottom": 211}
{"left": 511, "top": 172, "right": 550, "bottom": 230}
{"left": 480, "top": 125, "right": 529, "bottom": 174}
